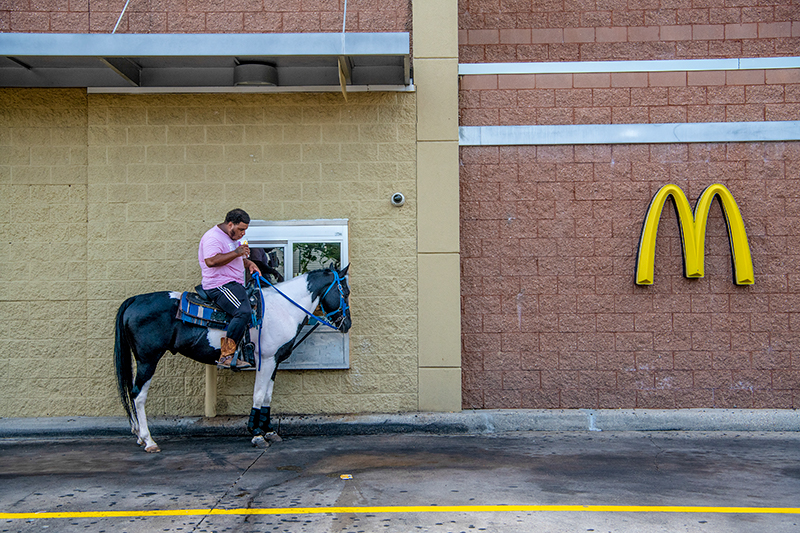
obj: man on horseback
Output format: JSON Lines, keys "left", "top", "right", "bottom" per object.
{"left": 198, "top": 208, "right": 261, "bottom": 369}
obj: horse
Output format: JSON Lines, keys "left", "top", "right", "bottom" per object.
{"left": 114, "top": 265, "right": 351, "bottom": 452}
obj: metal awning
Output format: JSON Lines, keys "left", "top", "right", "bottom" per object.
{"left": 0, "top": 32, "right": 411, "bottom": 92}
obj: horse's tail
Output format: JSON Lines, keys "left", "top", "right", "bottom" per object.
{"left": 114, "top": 296, "right": 137, "bottom": 425}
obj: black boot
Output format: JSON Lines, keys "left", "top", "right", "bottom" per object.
{"left": 258, "top": 406, "right": 272, "bottom": 434}
{"left": 247, "top": 407, "right": 261, "bottom": 436}
{"left": 247, "top": 406, "right": 272, "bottom": 436}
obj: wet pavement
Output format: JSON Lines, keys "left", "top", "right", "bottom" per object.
{"left": 1, "top": 431, "right": 799, "bottom": 532}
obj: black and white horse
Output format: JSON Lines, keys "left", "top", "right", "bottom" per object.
{"left": 114, "top": 266, "right": 351, "bottom": 452}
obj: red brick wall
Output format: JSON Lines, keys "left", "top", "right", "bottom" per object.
{"left": 459, "top": 0, "right": 800, "bottom": 62}
{"left": 459, "top": 0, "right": 800, "bottom": 409}
{"left": 1, "top": 0, "right": 410, "bottom": 34}
{"left": 461, "top": 141, "right": 800, "bottom": 409}
{"left": 460, "top": 69, "right": 800, "bottom": 125}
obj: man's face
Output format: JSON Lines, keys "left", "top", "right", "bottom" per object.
{"left": 225, "top": 221, "right": 249, "bottom": 241}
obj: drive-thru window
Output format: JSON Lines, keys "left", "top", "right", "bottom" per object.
{"left": 245, "top": 219, "right": 350, "bottom": 370}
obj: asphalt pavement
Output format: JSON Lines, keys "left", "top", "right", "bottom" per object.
{"left": 1, "top": 430, "right": 800, "bottom": 533}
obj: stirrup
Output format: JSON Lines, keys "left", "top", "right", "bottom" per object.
{"left": 217, "top": 353, "right": 251, "bottom": 370}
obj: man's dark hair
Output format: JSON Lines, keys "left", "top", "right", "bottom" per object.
{"left": 224, "top": 208, "right": 250, "bottom": 225}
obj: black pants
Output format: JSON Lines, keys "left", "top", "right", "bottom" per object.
{"left": 206, "top": 282, "right": 250, "bottom": 343}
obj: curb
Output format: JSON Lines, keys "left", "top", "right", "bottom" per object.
{"left": 1, "top": 409, "right": 799, "bottom": 439}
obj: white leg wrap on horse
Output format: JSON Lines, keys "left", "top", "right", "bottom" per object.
{"left": 134, "top": 379, "right": 160, "bottom": 453}
{"left": 252, "top": 357, "right": 277, "bottom": 410}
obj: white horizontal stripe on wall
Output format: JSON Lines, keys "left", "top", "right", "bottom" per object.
{"left": 459, "top": 121, "right": 800, "bottom": 146}
{"left": 458, "top": 57, "right": 800, "bottom": 76}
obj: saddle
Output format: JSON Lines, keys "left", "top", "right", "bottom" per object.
{"left": 176, "top": 283, "right": 263, "bottom": 330}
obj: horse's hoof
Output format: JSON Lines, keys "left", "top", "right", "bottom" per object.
{"left": 145, "top": 444, "right": 161, "bottom": 453}
{"left": 251, "top": 435, "right": 270, "bottom": 449}
{"left": 264, "top": 431, "right": 283, "bottom": 443}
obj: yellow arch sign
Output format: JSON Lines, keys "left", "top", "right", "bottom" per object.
{"left": 636, "top": 183, "right": 754, "bottom": 286}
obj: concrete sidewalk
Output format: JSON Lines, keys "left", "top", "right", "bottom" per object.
{"left": 1, "top": 408, "right": 799, "bottom": 439}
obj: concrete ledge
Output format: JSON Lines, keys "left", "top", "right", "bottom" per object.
{"left": 1, "top": 409, "right": 799, "bottom": 439}
{"left": 459, "top": 121, "right": 800, "bottom": 146}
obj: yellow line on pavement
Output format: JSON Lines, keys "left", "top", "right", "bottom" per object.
{"left": 3, "top": 504, "right": 800, "bottom": 520}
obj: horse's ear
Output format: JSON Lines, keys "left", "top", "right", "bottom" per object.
{"left": 339, "top": 263, "right": 350, "bottom": 277}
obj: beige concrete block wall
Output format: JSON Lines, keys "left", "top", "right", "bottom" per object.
{"left": 0, "top": 89, "right": 90, "bottom": 416}
{"left": 1, "top": 89, "right": 419, "bottom": 418}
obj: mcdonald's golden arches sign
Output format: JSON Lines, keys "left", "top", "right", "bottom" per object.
{"left": 636, "top": 184, "right": 754, "bottom": 286}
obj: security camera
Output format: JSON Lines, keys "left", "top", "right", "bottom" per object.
{"left": 390, "top": 192, "right": 405, "bottom": 207}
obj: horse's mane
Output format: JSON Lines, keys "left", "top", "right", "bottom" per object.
{"left": 304, "top": 267, "right": 340, "bottom": 301}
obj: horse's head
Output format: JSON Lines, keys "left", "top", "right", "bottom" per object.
{"left": 317, "top": 264, "right": 351, "bottom": 333}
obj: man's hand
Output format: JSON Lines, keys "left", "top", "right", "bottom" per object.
{"left": 244, "top": 258, "right": 261, "bottom": 277}
{"left": 235, "top": 243, "right": 250, "bottom": 257}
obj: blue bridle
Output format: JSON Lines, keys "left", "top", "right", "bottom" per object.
{"left": 252, "top": 270, "right": 349, "bottom": 331}
{"left": 317, "top": 270, "right": 350, "bottom": 329}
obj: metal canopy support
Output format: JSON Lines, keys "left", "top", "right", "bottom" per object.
{"left": 100, "top": 57, "right": 141, "bottom": 86}
{"left": 6, "top": 56, "right": 32, "bottom": 70}
{"left": 0, "top": 32, "right": 411, "bottom": 90}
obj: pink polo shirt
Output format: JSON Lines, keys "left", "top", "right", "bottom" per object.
{"left": 198, "top": 225, "right": 245, "bottom": 290}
